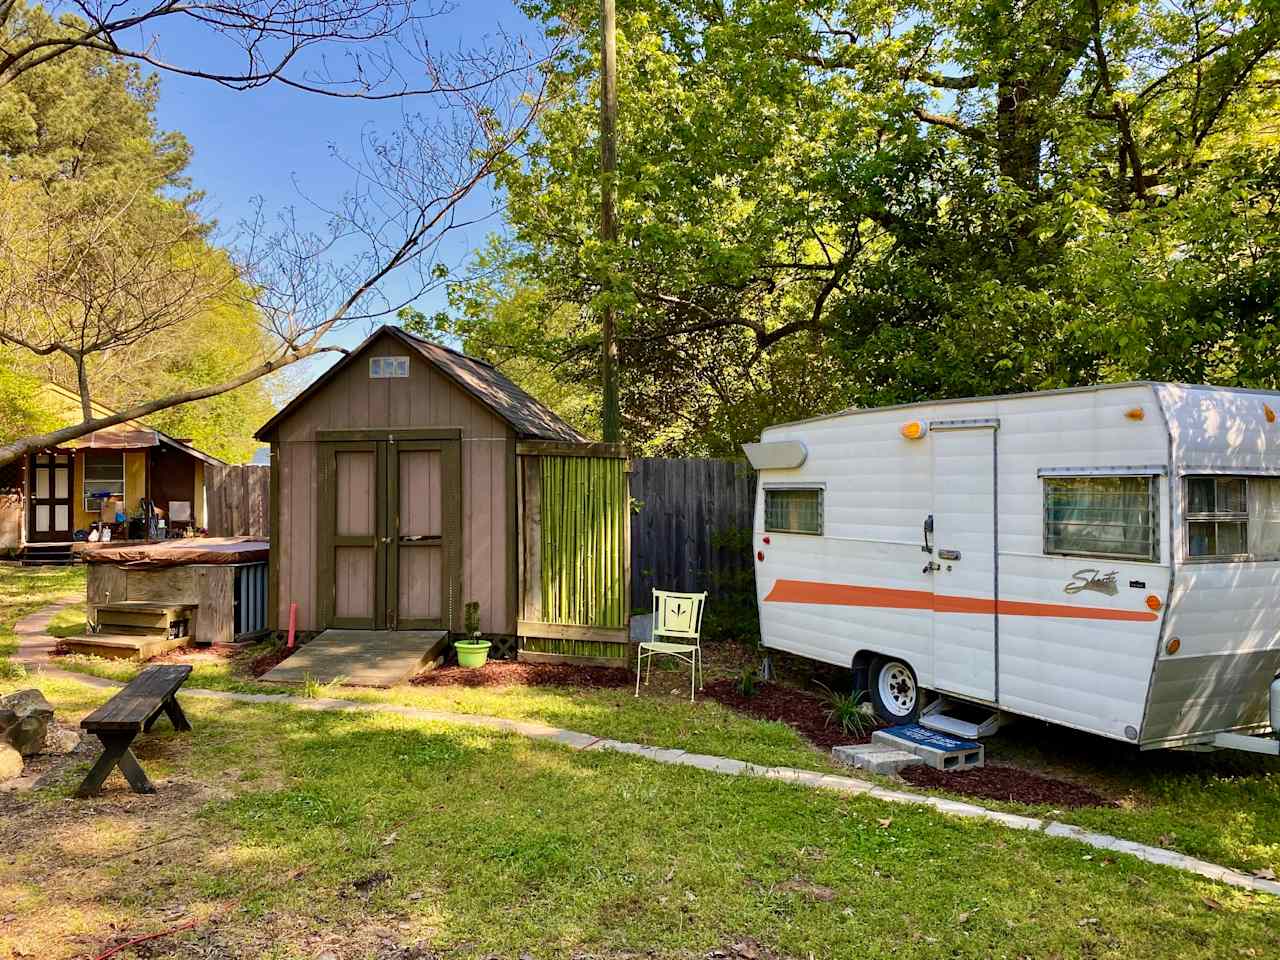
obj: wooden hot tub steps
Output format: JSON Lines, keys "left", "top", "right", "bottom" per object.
{"left": 93, "top": 602, "right": 196, "bottom": 639}
{"left": 63, "top": 632, "right": 189, "bottom": 661}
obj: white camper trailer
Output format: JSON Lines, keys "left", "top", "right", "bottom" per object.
{"left": 744, "top": 383, "right": 1280, "bottom": 753}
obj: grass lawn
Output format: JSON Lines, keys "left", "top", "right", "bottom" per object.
{"left": 7, "top": 566, "right": 1278, "bottom": 883}
{"left": 2, "top": 673, "right": 1277, "bottom": 960}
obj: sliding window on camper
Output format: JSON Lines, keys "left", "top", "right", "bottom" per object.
{"left": 1184, "top": 476, "right": 1280, "bottom": 561}
{"left": 1043, "top": 475, "right": 1160, "bottom": 562}
{"left": 764, "top": 487, "right": 823, "bottom": 536}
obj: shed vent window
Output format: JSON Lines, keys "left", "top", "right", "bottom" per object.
{"left": 1044, "top": 476, "right": 1158, "bottom": 561}
{"left": 764, "top": 487, "right": 823, "bottom": 535}
{"left": 370, "top": 356, "right": 409, "bottom": 378}
{"left": 1185, "top": 476, "right": 1280, "bottom": 560}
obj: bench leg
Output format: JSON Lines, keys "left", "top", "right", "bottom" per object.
{"left": 162, "top": 696, "right": 192, "bottom": 733}
{"left": 75, "top": 733, "right": 156, "bottom": 797}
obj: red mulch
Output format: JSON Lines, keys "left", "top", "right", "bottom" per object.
{"left": 899, "top": 762, "right": 1115, "bottom": 809}
{"left": 701, "top": 678, "right": 871, "bottom": 750}
{"left": 250, "top": 644, "right": 294, "bottom": 677}
{"left": 410, "top": 660, "right": 633, "bottom": 689}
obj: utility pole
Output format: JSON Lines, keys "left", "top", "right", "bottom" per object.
{"left": 599, "top": 0, "right": 621, "bottom": 442}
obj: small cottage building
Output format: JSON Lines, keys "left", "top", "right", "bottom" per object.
{"left": 1, "top": 382, "right": 223, "bottom": 561}
{"left": 255, "top": 325, "right": 631, "bottom": 663}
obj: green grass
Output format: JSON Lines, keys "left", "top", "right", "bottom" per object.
{"left": 2, "top": 674, "right": 1277, "bottom": 960}
{"left": 0, "top": 564, "right": 85, "bottom": 663}
{"left": 5, "top": 567, "right": 1277, "bottom": 880}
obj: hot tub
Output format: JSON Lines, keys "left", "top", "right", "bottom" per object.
{"left": 83, "top": 537, "right": 270, "bottom": 646}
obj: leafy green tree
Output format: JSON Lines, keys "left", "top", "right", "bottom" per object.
{"left": 451, "top": 0, "right": 1280, "bottom": 451}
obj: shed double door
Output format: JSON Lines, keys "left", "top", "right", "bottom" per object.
{"left": 319, "top": 438, "right": 459, "bottom": 631}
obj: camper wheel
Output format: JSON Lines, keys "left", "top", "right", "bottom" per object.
{"left": 869, "top": 656, "right": 919, "bottom": 723}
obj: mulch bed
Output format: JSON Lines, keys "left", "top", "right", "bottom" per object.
{"left": 249, "top": 644, "right": 294, "bottom": 677}
{"left": 410, "top": 660, "right": 633, "bottom": 689}
{"left": 899, "top": 762, "right": 1115, "bottom": 809}
{"left": 701, "top": 678, "right": 870, "bottom": 751}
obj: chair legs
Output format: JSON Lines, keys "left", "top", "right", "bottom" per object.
{"left": 634, "top": 645, "right": 703, "bottom": 703}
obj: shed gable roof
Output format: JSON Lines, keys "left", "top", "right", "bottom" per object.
{"left": 255, "top": 325, "right": 587, "bottom": 442}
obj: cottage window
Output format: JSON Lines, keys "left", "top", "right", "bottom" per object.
{"left": 369, "top": 356, "right": 410, "bottom": 378}
{"left": 83, "top": 451, "right": 125, "bottom": 511}
{"left": 1043, "top": 476, "right": 1159, "bottom": 562}
{"left": 764, "top": 487, "right": 823, "bottom": 536}
{"left": 1185, "top": 476, "right": 1280, "bottom": 561}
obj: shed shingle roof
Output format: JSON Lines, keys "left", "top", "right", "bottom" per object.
{"left": 255, "top": 325, "right": 586, "bottom": 443}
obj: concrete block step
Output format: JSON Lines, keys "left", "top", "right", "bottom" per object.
{"left": 873, "top": 724, "right": 984, "bottom": 771}
{"left": 831, "top": 743, "right": 923, "bottom": 775}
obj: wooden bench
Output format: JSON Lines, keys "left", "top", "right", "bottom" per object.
{"left": 76, "top": 665, "right": 193, "bottom": 797}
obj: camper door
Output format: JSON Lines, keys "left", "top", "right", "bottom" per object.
{"left": 929, "top": 420, "right": 998, "bottom": 703}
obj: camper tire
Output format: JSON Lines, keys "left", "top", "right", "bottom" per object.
{"left": 869, "top": 656, "right": 920, "bottom": 723}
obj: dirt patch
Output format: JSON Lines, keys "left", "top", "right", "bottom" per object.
{"left": 708, "top": 938, "right": 797, "bottom": 960}
{"left": 702, "top": 678, "right": 871, "bottom": 751}
{"left": 411, "top": 661, "right": 632, "bottom": 689}
{"left": 899, "top": 762, "right": 1116, "bottom": 809}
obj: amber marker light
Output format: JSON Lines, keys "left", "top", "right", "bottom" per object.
{"left": 1266, "top": 404, "right": 1277, "bottom": 424}
{"left": 900, "top": 420, "right": 927, "bottom": 440}
{"left": 1146, "top": 594, "right": 1163, "bottom": 612}
{"left": 1125, "top": 407, "right": 1145, "bottom": 421}
{"left": 1166, "top": 636, "right": 1181, "bottom": 655}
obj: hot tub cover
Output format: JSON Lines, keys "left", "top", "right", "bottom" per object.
{"left": 82, "top": 537, "right": 269, "bottom": 568}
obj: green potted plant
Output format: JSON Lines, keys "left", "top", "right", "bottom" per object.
{"left": 454, "top": 601, "right": 490, "bottom": 668}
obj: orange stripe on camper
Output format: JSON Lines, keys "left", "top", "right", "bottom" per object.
{"left": 762, "top": 579, "right": 1158, "bottom": 622}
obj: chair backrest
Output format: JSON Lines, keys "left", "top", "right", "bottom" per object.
{"left": 652, "top": 590, "right": 707, "bottom": 643}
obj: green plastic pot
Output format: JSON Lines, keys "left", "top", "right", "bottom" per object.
{"left": 455, "top": 639, "right": 491, "bottom": 669}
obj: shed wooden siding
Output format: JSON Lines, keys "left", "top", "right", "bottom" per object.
{"left": 269, "top": 332, "right": 516, "bottom": 635}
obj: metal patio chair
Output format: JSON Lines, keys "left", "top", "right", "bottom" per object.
{"left": 635, "top": 589, "right": 708, "bottom": 702}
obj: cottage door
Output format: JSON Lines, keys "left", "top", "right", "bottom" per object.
{"left": 386, "top": 439, "right": 458, "bottom": 631}
{"left": 928, "top": 421, "right": 999, "bottom": 704}
{"left": 28, "top": 451, "right": 74, "bottom": 542}
{"left": 323, "top": 442, "right": 385, "bottom": 629}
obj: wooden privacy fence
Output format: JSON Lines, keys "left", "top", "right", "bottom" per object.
{"left": 629, "top": 458, "right": 756, "bottom": 608}
{"left": 205, "top": 463, "right": 270, "bottom": 538}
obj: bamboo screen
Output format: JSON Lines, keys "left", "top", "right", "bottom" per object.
{"left": 539, "top": 455, "right": 628, "bottom": 628}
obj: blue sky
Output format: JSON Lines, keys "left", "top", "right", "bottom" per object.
{"left": 145, "top": 2, "right": 542, "bottom": 396}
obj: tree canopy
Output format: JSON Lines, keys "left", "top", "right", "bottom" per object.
{"left": 0, "top": 3, "right": 275, "bottom": 460}
{"left": 435, "top": 0, "right": 1280, "bottom": 454}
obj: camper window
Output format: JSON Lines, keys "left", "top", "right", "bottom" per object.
{"left": 1043, "top": 476, "right": 1159, "bottom": 561}
{"left": 764, "top": 487, "right": 823, "bottom": 535}
{"left": 1185, "top": 476, "right": 1280, "bottom": 560}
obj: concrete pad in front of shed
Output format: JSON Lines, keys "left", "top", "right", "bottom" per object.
{"left": 261, "top": 629, "right": 449, "bottom": 688}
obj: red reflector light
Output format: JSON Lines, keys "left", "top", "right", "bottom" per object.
{"left": 756, "top": 551, "right": 764, "bottom": 562}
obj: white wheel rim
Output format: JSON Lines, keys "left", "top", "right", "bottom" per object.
{"left": 878, "top": 661, "right": 917, "bottom": 717}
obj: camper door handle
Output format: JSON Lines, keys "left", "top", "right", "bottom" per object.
{"left": 938, "top": 548, "right": 961, "bottom": 561}
{"left": 921, "top": 514, "right": 934, "bottom": 554}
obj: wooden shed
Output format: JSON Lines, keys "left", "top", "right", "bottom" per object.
{"left": 255, "top": 325, "right": 631, "bottom": 663}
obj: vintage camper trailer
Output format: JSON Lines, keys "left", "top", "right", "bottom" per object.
{"left": 744, "top": 383, "right": 1280, "bottom": 753}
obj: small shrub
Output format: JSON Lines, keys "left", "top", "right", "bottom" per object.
{"left": 301, "top": 673, "right": 346, "bottom": 698}
{"left": 815, "top": 682, "right": 872, "bottom": 739}
{"left": 463, "top": 601, "right": 481, "bottom": 638}
{"left": 0, "top": 660, "right": 27, "bottom": 681}
{"left": 735, "top": 667, "right": 761, "bottom": 698}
